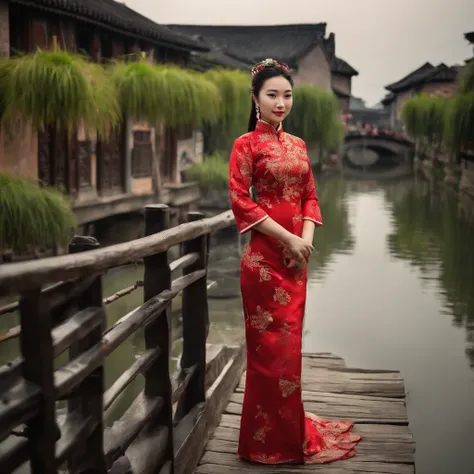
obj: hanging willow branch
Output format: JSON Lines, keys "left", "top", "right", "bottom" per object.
{"left": 0, "top": 173, "right": 75, "bottom": 253}
{"left": 285, "top": 85, "right": 344, "bottom": 151}
{"left": 0, "top": 46, "right": 119, "bottom": 136}
{"left": 109, "top": 59, "right": 221, "bottom": 127}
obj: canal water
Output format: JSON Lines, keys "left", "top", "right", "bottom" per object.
{"left": 1, "top": 173, "right": 474, "bottom": 474}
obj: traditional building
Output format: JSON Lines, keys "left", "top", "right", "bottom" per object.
{"left": 167, "top": 23, "right": 358, "bottom": 113}
{"left": 384, "top": 62, "right": 458, "bottom": 130}
{"left": 0, "top": 0, "right": 208, "bottom": 228}
{"left": 323, "top": 33, "right": 359, "bottom": 113}
{"left": 465, "top": 31, "right": 474, "bottom": 51}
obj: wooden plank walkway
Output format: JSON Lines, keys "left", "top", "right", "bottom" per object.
{"left": 195, "top": 353, "right": 416, "bottom": 473}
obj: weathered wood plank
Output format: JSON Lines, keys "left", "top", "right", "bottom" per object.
{"left": 55, "top": 411, "right": 98, "bottom": 465}
{"left": 104, "top": 393, "right": 163, "bottom": 469}
{"left": 226, "top": 392, "right": 408, "bottom": 422}
{"left": 239, "top": 368, "right": 406, "bottom": 398}
{"left": 0, "top": 379, "right": 41, "bottom": 442}
{"left": 196, "top": 353, "right": 414, "bottom": 474}
{"left": 173, "top": 343, "right": 246, "bottom": 474}
{"left": 205, "top": 437, "right": 414, "bottom": 464}
{"left": 197, "top": 452, "right": 414, "bottom": 473}
{"left": 104, "top": 348, "right": 161, "bottom": 411}
{"left": 210, "top": 423, "right": 414, "bottom": 445}
{"left": 52, "top": 307, "right": 103, "bottom": 357}
{"left": 0, "top": 211, "right": 235, "bottom": 296}
{"left": 0, "top": 436, "right": 29, "bottom": 473}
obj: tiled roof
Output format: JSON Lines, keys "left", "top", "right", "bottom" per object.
{"left": 190, "top": 49, "right": 253, "bottom": 71}
{"left": 385, "top": 63, "right": 435, "bottom": 92}
{"left": 323, "top": 34, "right": 358, "bottom": 76}
{"left": 332, "top": 56, "right": 358, "bottom": 76}
{"left": 12, "top": 0, "right": 208, "bottom": 51}
{"left": 386, "top": 62, "right": 457, "bottom": 92}
{"left": 166, "top": 23, "right": 328, "bottom": 67}
{"left": 381, "top": 92, "right": 395, "bottom": 106}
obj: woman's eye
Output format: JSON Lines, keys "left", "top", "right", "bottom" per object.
{"left": 268, "top": 94, "right": 276, "bottom": 98}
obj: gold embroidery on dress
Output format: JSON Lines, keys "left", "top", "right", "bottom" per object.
{"left": 259, "top": 266, "right": 271, "bottom": 282}
{"left": 293, "top": 214, "right": 303, "bottom": 225}
{"left": 278, "top": 321, "right": 291, "bottom": 343}
{"left": 279, "top": 378, "right": 300, "bottom": 398}
{"left": 242, "top": 245, "right": 272, "bottom": 282}
{"left": 253, "top": 405, "right": 271, "bottom": 443}
{"left": 273, "top": 287, "right": 291, "bottom": 305}
{"left": 249, "top": 306, "right": 273, "bottom": 333}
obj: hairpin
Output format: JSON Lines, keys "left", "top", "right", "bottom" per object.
{"left": 251, "top": 58, "right": 291, "bottom": 76}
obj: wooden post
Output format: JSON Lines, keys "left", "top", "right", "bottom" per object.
{"left": 19, "top": 289, "right": 57, "bottom": 473}
{"left": 67, "top": 236, "right": 107, "bottom": 474}
{"left": 175, "top": 212, "right": 209, "bottom": 421}
{"left": 143, "top": 204, "right": 174, "bottom": 470}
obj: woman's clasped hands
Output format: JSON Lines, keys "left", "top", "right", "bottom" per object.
{"left": 284, "top": 234, "right": 313, "bottom": 270}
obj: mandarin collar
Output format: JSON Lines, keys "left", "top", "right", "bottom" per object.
{"left": 255, "top": 119, "right": 284, "bottom": 138}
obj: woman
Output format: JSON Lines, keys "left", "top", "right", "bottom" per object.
{"left": 229, "top": 58, "right": 362, "bottom": 465}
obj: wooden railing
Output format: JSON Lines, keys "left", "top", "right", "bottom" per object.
{"left": 0, "top": 205, "right": 237, "bottom": 474}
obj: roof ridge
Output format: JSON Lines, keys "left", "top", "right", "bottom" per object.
{"left": 11, "top": 0, "right": 208, "bottom": 51}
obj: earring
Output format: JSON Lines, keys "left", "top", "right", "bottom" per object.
{"left": 256, "top": 105, "right": 260, "bottom": 120}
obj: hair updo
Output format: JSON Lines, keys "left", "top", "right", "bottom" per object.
{"left": 248, "top": 59, "right": 294, "bottom": 132}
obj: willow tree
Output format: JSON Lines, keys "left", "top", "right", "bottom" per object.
{"left": 108, "top": 58, "right": 221, "bottom": 199}
{"left": 0, "top": 45, "right": 118, "bottom": 252}
{"left": 402, "top": 94, "right": 449, "bottom": 160}
{"left": 0, "top": 46, "right": 119, "bottom": 135}
{"left": 202, "top": 68, "right": 250, "bottom": 154}
{"left": 285, "top": 85, "right": 344, "bottom": 163}
{"left": 0, "top": 173, "right": 75, "bottom": 253}
{"left": 444, "top": 62, "right": 474, "bottom": 158}
{"left": 109, "top": 59, "right": 220, "bottom": 127}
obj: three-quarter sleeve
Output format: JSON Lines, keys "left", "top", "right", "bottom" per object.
{"left": 229, "top": 136, "right": 268, "bottom": 234}
{"left": 301, "top": 141, "right": 323, "bottom": 226}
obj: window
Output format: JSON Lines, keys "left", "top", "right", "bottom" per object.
{"left": 131, "top": 131, "right": 153, "bottom": 178}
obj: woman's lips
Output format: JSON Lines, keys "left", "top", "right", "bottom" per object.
{"left": 273, "top": 111, "right": 285, "bottom": 117}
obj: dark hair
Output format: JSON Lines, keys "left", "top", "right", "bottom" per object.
{"left": 248, "top": 65, "right": 294, "bottom": 132}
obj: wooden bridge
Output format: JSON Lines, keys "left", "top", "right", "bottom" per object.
{"left": 0, "top": 205, "right": 415, "bottom": 473}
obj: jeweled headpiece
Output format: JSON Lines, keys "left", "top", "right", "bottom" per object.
{"left": 251, "top": 58, "right": 291, "bottom": 77}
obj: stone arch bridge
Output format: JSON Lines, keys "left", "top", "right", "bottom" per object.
{"left": 342, "top": 133, "right": 414, "bottom": 170}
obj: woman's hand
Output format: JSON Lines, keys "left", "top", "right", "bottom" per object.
{"left": 285, "top": 234, "right": 313, "bottom": 267}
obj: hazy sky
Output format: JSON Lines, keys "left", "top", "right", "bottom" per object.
{"left": 126, "top": 0, "right": 473, "bottom": 105}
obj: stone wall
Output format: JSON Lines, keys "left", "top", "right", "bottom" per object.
{"left": 293, "top": 44, "right": 332, "bottom": 92}
{"left": 0, "top": 1, "right": 9, "bottom": 58}
{"left": 420, "top": 81, "right": 457, "bottom": 97}
{"left": 332, "top": 74, "right": 351, "bottom": 96}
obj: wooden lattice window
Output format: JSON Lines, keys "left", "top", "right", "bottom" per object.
{"left": 132, "top": 131, "right": 152, "bottom": 178}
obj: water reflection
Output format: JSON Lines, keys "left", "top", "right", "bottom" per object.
{"left": 304, "top": 175, "right": 474, "bottom": 474}
{"left": 385, "top": 178, "right": 474, "bottom": 368}
{"left": 2, "top": 174, "right": 474, "bottom": 474}
{"left": 307, "top": 177, "right": 355, "bottom": 281}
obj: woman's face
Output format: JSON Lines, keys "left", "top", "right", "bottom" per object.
{"left": 255, "top": 75, "right": 293, "bottom": 128}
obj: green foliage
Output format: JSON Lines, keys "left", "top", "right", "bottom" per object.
{"left": 285, "top": 85, "right": 343, "bottom": 151}
{"left": 444, "top": 92, "right": 474, "bottom": 152}
{"left": 186, "top": 153, "right": 229, "bottom": 192}
{"left": 458, "top": 60, "right": 474, "bottom": 94}
{"left": 202, "top": 68, "right": 250, "bottom": 153}
{"left": 401, "top": 64, "right": 474, "bottom": 156}
{"left": 0, "top": 49, "right": 119, "bottom": 136}
{"left": 0, "top": 173, "right": 75, "bottom": 252}
{"left": 402, "top": 94, "right": 448, "bottom": 143}
{"left": 109, "top": 60, "right": 221, "bottom": 126}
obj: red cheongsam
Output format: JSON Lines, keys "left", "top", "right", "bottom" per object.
{"left": 229, "top": 120, "right": 361, "bottom": 464}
